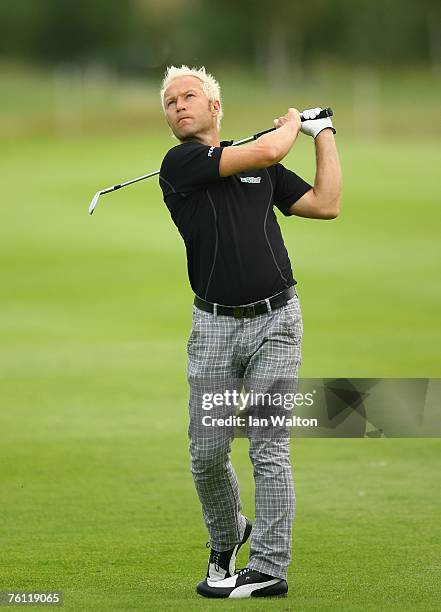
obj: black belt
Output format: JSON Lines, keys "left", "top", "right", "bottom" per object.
{"left": 194, "top": 286, "right": 296, "bottom": 319}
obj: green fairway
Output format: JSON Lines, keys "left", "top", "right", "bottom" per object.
{"left": 1, "top": 75, "right": 440, "bottom": 610}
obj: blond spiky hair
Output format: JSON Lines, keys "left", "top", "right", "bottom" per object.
{"left": 160, "top": 65, "right": 223, "bottom": 130}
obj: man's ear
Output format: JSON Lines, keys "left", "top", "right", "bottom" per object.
{"left": 211, "top": 100, "right": 221, "bottom": 116}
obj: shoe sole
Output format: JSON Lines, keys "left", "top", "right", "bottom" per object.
{"left": 196, "top": 578, "right": 288, "bottom": 599}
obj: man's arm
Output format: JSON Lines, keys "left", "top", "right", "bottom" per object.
{"left": 288, "top": 129, "right": 342, "bottom": 219}
{"left": 219, "top": 108, "right": 301, "bottom": 177}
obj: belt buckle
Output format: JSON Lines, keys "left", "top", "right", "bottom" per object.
{"left": 233, "top": 307, "right": 244, "bottom": 318}
{"left": 232, "top": 305, "right": 256, "bottom": 319}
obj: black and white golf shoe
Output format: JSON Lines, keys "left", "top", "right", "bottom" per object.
{"left": 196, "top": 567, "right": 288, "bottom": 599}
{"left": 206, "top": 518, "right": 252, "bottom": 581}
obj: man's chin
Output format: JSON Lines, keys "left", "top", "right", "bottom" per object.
{"left": 172, "top": 125, "right": 198, "bottom": 142}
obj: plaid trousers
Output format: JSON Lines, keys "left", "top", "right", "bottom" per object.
{"left": 186, "top": 291, "right": 303, "bottom": 580}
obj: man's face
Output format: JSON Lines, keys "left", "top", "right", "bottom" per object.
{"left": 163, "top": 75, "right": 219, "bottom": 141}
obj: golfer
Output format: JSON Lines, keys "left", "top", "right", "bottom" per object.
{"left": 159, "top": 65, "right": 341, "bottom": 599}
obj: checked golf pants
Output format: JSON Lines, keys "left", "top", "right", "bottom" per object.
{"left": 187, "top": 292, "right": 302, "bottom": 580}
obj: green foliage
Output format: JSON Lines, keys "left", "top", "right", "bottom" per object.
{"left": 0, "top": 0, "right": 438, "bottom": 70}
{"left": 0, "top": 0, "right": 133, "bottom": 62}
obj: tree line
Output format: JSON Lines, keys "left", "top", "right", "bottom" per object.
{"left": 0, "top": 0, "right": 439, "bottom": 77}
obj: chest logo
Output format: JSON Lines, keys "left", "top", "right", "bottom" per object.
{"left": 240, "top": 176, "right": 261, "bottom": 184}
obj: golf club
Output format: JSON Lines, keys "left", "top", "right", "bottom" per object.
{"left": 88, "top": 107, "right": 333, "bottom": 215}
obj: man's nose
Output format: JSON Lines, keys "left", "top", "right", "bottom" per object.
{"left": 176, "top": 97, "right": 187, "bottom": 111}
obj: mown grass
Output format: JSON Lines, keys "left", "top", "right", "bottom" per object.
{"left": 1, "top": 67, "right": 440, "bottom": 610}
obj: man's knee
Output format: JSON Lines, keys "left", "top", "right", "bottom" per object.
{"left": 248, "top": 438, "right": 292, "bottom": 473}
{"left": 190, "top": 438, "right": 232, "bottom": 477}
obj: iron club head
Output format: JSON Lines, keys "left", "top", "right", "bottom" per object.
{"left": 89, "top": 191, "right": 101, "bottom": 215}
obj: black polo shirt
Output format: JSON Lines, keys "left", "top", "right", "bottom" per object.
{"left": 159, "top": 140, "right": 312, "bottom": 306}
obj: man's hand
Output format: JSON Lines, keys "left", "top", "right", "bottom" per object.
{"left": 273, "top": 108, "right": 301, "bottom": 134}
{"left": 300, "top": 107, "right": 336, "bottom": 139}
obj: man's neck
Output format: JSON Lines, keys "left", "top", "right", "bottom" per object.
{"left": 181, "top": 129, "right": 220, "bottom": 147}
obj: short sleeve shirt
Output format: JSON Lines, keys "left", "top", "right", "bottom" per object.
{"left": 159, "top": 140, "right": 312, "bottom": 305}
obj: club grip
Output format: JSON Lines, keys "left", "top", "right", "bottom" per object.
{"left": 301, "top": 107, "right": 333, "bottom": 121}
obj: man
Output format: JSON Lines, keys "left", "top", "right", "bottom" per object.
{"left": 159, "top": 65, "right": 341, "bottom": 599}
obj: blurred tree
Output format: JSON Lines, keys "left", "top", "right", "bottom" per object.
{"left": 425, "top": 0, "right": 441, "bottom": 71}
{"left": 0, "top": 0, "right": 133, "bottom": 64}
{"left": 0, "top": 0, "right": 436, "bottom": 72}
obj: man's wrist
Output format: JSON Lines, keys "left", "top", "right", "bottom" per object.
{"left": 314, "top": 126, "right": 336, "bottom": 140}
{"left": 282, "top": 120, "right": 299, "bottom": 136}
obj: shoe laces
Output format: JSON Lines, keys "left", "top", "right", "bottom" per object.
{"left": 237, "top": 567, "right": 251, "bottom": 576}
{"left": 212, "top": 550, "right": 221, "bottom": 571}
{"left": 206, "top": 542, "right": 221, "bottom": 572}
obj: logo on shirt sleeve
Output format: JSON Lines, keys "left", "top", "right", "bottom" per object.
{"left": 208, "top": 146, "right": 215, "bottom": 157}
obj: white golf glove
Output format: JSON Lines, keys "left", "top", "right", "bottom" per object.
{"left": 300, "top": 107, "right": 336, "bottom": 138}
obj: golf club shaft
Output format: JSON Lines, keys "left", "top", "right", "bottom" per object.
{"left": 89, "top": 106, "right": 333, "bottom": 214}
{"left": 99, "top": 169, "right": 161, "bottom": 195}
